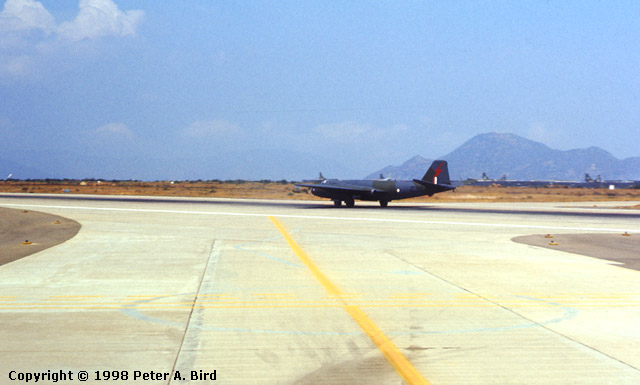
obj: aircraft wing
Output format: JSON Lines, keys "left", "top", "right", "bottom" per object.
{"left": 295, "top": 183, "right": 384, "bottom": 194}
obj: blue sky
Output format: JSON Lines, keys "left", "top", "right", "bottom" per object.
{"left": 1, "top": 0, "right": 639, "bottom": 180}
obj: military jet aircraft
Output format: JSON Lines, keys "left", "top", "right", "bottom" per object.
{"left": 295, "top": 160, "right": 455, "bottom": 207}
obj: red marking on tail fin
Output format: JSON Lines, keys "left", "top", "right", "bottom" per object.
{"left": 433, "top": 163, "right": 443, "bottom": 183}
{"left": 434, "top": 163, "right": 443, "bottom": 177}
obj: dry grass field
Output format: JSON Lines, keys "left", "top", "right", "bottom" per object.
{"left": 1, "top": 180, "right": 640, "bottom": 207}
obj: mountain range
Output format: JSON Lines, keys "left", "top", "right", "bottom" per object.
{"left": 3, "top": 132, "right": 639, "bottom": 181}
{"left": 367, "top": 133, "right": 640, "bottom": 181}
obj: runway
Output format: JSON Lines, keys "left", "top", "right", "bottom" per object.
{"left": 1, "top": 194, "right": 639, "bottom": 384}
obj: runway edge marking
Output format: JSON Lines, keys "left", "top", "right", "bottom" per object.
{"left": 1, "top": 202, "right": 637, "bottom": 233}
{"left": 269, "top": 216, "right": 431, "bottom": 385}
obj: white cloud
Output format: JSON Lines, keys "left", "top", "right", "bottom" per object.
{"left": 93, "top": 122, "right": 135, "bottom": 140}
{"left": 182, "top": 120, "right": 243, "bottom": 139}
{"left": 526, "top": 122, "right": 566, "bottom": 149}
{"left": 521, "top": 122, "right": 581, "bottom": 153}
{"left": 314, "top": 121, "right": 371, "bottom": 142}
{"left": 0, "top": 0, "right": 55, "bottom": 34}
{"left": 527, "top": 122, "right": 549, "bottom": 143}
{"left": 314, "top": 121, "right": 409, "bottom": 144}
{"left": 0, "top": 54, "right": 32, "bottom": 76}
{"left": 0, "top": 0, "right": 144, "bottom": 40}
{"left": 0, "top": 0, "right": 144, "bottom": 79}
{"left": 58, "top": 0, "right": 145, "bottom": 41}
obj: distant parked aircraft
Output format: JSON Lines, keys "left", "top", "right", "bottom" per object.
{"left": 296, "top": 160, "right": 455, "bottom": 207}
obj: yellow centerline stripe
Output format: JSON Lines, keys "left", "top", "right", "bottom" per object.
{"left": 269, "top": 216, "right": 431, "bottom": 385}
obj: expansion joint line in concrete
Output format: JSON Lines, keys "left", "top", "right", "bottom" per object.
{"left": 268, "top": 216, "right": 431, "bottom": 385}
{"left": 388, "top": 251, "right": 640, "bottom": 373}
{"left": 168, "top": 239, "right": 218, "bottom": 385}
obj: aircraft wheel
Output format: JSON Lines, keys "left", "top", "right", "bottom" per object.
{"left": 333, "top": 200, "right": 342, "bottom": 207}
{"left": 344, "top": 199, "right": 355, "bottom": 208}
{"left": 379, "top": 200, "right": 388, "bottom": 207}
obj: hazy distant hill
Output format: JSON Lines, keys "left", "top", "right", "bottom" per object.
{"left": 369, "top": 133, "right": 640, "bottom": 181}
{"left": 0, "top": 158, "right": 49, "bottom": 180}
{"left": 2, "top": 149, "right": 357, "bottom": 181}
{"left": 5, "top": 133, "right": 639, "bottom": 182}
{"left": 624, "top": 157, "right": 640, "bottom": 176}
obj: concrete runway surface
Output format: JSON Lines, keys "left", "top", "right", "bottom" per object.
{"left": 1, "top": 194, "right": 639, "bottom": 385}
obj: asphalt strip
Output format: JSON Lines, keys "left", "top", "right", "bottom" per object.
{"left": 512, "top": 233, "right": 640, "bottom": 271}
{"left": 0, "top": 207, "right": 81, "bottom": 267}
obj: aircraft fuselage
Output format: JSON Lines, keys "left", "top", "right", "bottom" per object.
{"left": 309, "top": 179, "right": 429, "bottom": 202}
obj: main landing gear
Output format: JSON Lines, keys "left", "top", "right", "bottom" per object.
{"left": 333, "top": 199, "right": 388, "bottom": 208}
{"left": 333, "top": 199, "right": 355, "bottom": 208}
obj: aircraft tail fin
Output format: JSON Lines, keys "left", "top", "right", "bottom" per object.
{"left": 421, "top": 160, "right": 450, "bottom": 185}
